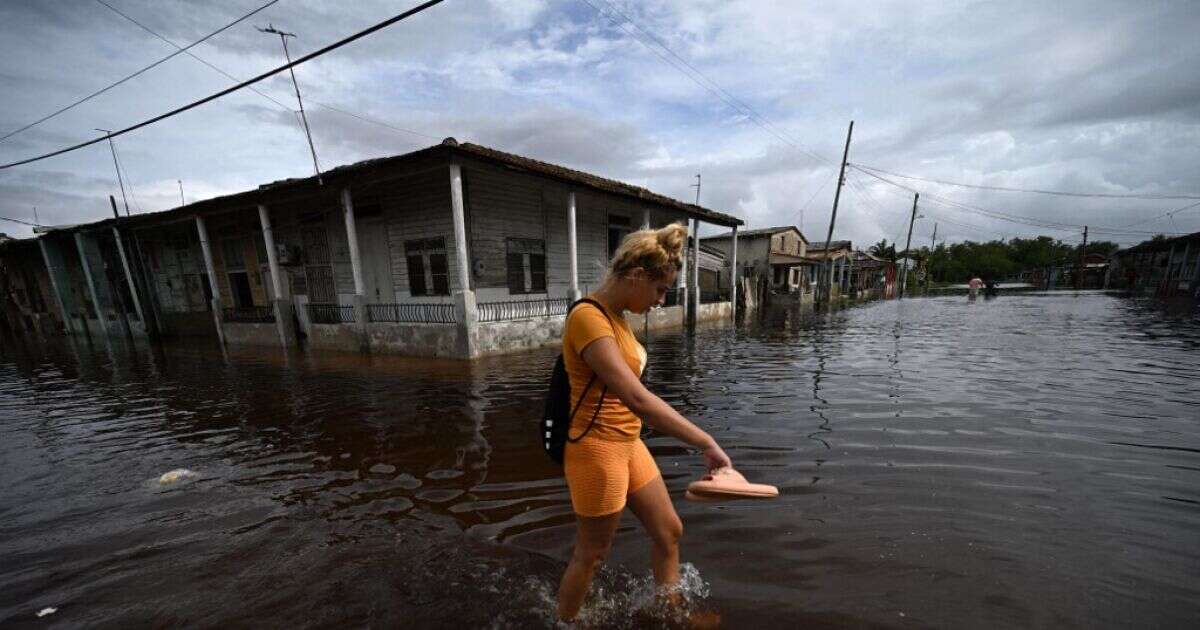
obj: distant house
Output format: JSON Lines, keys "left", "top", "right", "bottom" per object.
{"left": 804, "top": 239, "right": 854, "bottom": 298}
{"left": 1109, "top": 232, "right": 1200, "bottom": 297}
{"left": 7, "top": 138, "right": 745, "bottom": 358}
{"left": 848, "top": 250, "right": 897, "bottom": 300}
{"left": 703, "top": 226, "right": 814, "bottom": 301}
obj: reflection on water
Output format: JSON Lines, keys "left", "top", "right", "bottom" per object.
{"left": 1, "top": 293, "right": 1198, "bottom": 628}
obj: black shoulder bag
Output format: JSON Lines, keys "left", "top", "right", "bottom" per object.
{"left": 540, "top": 298, "right": 615, "bottom": 465}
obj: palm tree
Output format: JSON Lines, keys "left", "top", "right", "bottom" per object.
{"left": 869, "top": 239, "right": 897, "bottom": 262}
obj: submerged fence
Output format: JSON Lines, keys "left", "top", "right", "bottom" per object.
{"left": 477, "top": 298, "right": 570, "bottom": 323}
{"left": 366, "top": 303, "right": 457, "bottom": 324}
{"left": 306, "top": 303, "right": 355, "bottom": 325}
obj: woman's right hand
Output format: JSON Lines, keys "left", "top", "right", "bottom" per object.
{"left": 702, "top": 440, "right": 732, "bottom": 472}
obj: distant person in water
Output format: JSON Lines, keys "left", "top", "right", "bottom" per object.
{"left": 968, "top": 274, "right": 984, "bottom": 299}
{"left": 557, "top": 222, "right": 731, "bottom": 623}
{"left": 984, "top": 278, "right": 999, "bottom": 297}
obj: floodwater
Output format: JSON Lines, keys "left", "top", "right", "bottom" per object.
{"left": 1, "top": 292, "right": 1198, "bottom": 628}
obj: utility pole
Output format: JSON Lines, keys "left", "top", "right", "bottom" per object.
{"left": 96, "top": 128, "right": 130, "bottom": 216}
{"left": 899, "top": 192, "right": 919, "bottom": 298}
{"left": 819, "top": 120, "right": 854, "bottom": 305}
{"left": 258, "top": 24, "right": 322, "bottom": 184}
{"left": 1075, "top": 225, "right": 1088, "bottom": 290}
{"left": 178, "top": 180, "right": 186, "bottom": 206}
{"left": 925, "top": 222, "right": 937, "bottom": 291}
{"left": 691, "top": 174, "right": 701, "bottom": 205}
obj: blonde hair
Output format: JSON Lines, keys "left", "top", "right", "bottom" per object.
{"left": 608, "top": 222, "right": 686, "bottom": 280}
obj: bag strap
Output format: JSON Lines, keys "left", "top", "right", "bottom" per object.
{"left": 565, "top": 298, "right": 616, "bottom": 443}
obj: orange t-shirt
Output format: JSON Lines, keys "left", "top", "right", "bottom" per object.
{"left": 562, "top": 300, "right": 647, "bottom": 442}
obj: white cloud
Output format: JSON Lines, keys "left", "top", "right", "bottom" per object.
{"left": 1, "top": 0, "right": 1198, "bottom": 247}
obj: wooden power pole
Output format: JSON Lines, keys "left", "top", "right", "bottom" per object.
{"left": 1075, "top": 225, "right": 1088, "bottom": 289}
{"left": 899, "top": 192, "right": 919, "bottom": 298}
{"left": 820, "top": 120, "right": 854, "bottom": 304}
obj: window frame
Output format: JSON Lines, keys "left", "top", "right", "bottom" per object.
{"left": 404, "top": 237, "right": 450, "bottom": 297}
{"left": 505, "top": 237, "right": 547, "bottom": 295}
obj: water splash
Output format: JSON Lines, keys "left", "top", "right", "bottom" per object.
{"left": 487, "top": 562, "right": 713, "bottom": 629}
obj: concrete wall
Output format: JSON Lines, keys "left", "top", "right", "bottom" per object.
{"left": 304, "top": 321, "right": 365, "bottom": 353}
{"left": 475, "top": 314, "right": 566, "bottom": 357}
{"left": 365, "top": 322, "right": 459, "bottom": 358}
{"left": 221, "top": 322, "right": 279, "bottom": 347}
{"left": 159, "top": 311, "right": 218, "bottom": 338}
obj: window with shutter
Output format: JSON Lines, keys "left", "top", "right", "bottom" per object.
{"left": 506, "top": 238, "right": 546, "bottom": 294}
{"left": 407, "top": 254, "right": 428, "bottom": 296}
{"left": 530, "top": 253, "right": 547, "bottom": 292}
{"left": 405, "top": 237, "right": 448, "bottom": 296}
{"left": 429, "top": 253, "right": 449, "bottom": 295}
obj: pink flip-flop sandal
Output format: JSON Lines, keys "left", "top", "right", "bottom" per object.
{"left": 686, "top": 467, "right": 778, "bottom": 501}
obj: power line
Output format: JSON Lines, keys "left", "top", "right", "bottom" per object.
{"left": 0, "top": 0, "right": 448, "bottom": 170}
{"left": 312, "top": 103, "right": 440, "bottom": 142}
{"left": 0, "top": 216, "right": 42, "bottom": 227}
{"left": 92, "top": 0, "right": 296, "bottom": 114}
{"left": 0, "top": 0, "right": 282, "bottom": 145}
{"left": 578, "top": 0, "right": 832, "bottom": 169}
{"left": 850, "top": 162, "right": 1200, "bottom": 200}
{"left": 1117, "top": 200, "right": 1200, "bottom": 229}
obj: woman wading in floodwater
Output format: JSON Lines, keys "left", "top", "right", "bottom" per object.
{"left": 556, "top": 223, "right": 732, "bottom": 623}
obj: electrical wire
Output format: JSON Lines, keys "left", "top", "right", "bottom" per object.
{"left": 0, "top": 0, "right": 282, "bottom": 145}
{"left": 850, "top": 162, "right": 1200, "bottom": 200}
{"left": 93, "top": 0, "right": 440, "bottom": 145}
{"left": 0, "top": 216, "right": 42, "bottom": 228}
{"left": 0, "top": 0, "right": 447, "bottom": 170}
{"left": 578, "top": 0, "right": 833, "bottom": 169}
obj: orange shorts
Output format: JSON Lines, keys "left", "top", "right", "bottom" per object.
{"left": 564, "top": 437, "right": 661, "bottom": 517}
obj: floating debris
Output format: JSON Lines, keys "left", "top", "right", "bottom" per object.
{"left": 158, "top": 469, "right": 197, "bottom": 485}
{"left": 37, "top": 607, "right": 57, "bottom": 617}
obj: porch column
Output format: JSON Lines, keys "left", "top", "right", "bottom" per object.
{"left": 449, "top": 164, "right": 479, "bottom": 358}
{"left": 568, "top": 192, "right": 580, "bottom": 301}
{"left": 730, "top": 225, "right": 739, "bottom": 321}
{"left": 38, "top": 239, "right": 73, "bottom": 334}
{"left": 73, "top": 232, "right": 108, "bottom": 337}
{"left": 642, "top": 208, "right": 651, "bottom": 230}
{"left": 679, "top": 221, "right": 688, "bottom": 317}
{"left": 846, "top": 255, "right": 855, "bottom": 293}
{"left": 1176, "top": 242, "right": 1190, "bottom": 293}
{"left": 111, "top": 227, "right": 147, "bottom": 335}
{"left": 1191, "top": 243, "right": 1200, "bottom": 296}
{"left": 259, "top": 203, "right": 295, "bottom": 347}
{"left": 688, "top": 217, "right": 700, "bottom": 328}
{"left": 195, "top": 215, "right": 226, "bottom": 347}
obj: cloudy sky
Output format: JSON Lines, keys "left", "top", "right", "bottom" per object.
{"left": 2, "top": 0, "right": 1198, "bottom": 247}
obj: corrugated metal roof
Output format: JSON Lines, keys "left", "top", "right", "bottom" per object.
{"left": 32, "top": 138, "right": 743, "bottom": 236}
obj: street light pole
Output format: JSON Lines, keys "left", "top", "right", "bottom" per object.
{"left": 258, "top": 23, "right": 322, "bottom": 184}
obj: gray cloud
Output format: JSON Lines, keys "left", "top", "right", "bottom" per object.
{"left": 2, "top": 0, "right": 1198, "bottom": 247}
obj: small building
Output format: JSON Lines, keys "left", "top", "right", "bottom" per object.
{"left": 703, "top": 226, "right": 815, "bottom": 304}
{"left": 1109, "top": 232, "right": 1200, "bottom": 297}
{"left": 847, "top": 250, "right": 897, "bottom": 300}
{"left": 804, "top": 240, "right": 854, "bottom": 298}
{"left": 9, "top": 139, "right": 745, "bottom": 358}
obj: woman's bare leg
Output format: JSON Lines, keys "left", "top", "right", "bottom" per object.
{"left": 556, "top": 510, "right": 622, "bottom": 622}
{"left": 626, "top": 476, "right": 682, "bottom": 588}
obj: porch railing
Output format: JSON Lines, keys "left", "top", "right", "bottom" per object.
{"left": 478, "top": 297, "right": 571, "bottom": 323}
{"left": 307, "top": 303, "right": 355, "bottom": 325}
{"left": 367, "top": 302, "right": 457, "bottom": 324}
{"left": 223, "top": 306, "right": 276, "bottom": 323}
